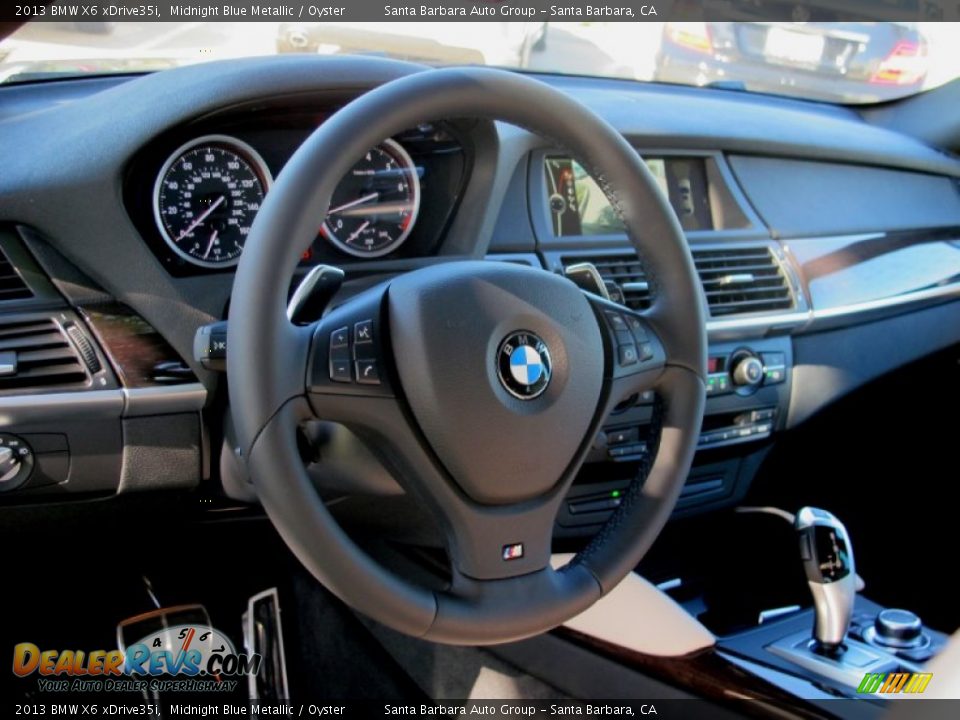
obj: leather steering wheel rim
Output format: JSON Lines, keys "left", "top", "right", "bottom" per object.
{"left": 228, "top": 67, "right": 707, "bottom": 645}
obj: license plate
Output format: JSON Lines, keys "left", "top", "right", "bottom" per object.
{"left": 764, "top": 27, "right": 825, "bottom": 65}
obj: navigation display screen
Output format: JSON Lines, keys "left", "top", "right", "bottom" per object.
{"left": 545, "top": 156, "right": 713, "bottom": 236}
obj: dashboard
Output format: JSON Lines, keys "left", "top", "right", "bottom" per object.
{"left": 0, "top": 55, "right": 959, "bottom": 536}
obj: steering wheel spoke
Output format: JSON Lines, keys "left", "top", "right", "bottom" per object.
{"left": 585, "top": 293, "right": 667, "bottom": 406}
{"left": 305, "top": 282, "right": 395, "bottom": 398}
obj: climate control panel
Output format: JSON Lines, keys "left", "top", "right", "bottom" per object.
{"left": 706, "top": 348, "right": 787, "bottom": 397}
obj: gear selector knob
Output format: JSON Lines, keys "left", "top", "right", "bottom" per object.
{"left": 796, "top": 507, "right": 856, "bottom": 650}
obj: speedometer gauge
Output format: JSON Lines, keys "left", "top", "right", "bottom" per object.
{"left": 153, "top": 135, "right": 272, "bottom": 268}
{"left": 322, "top": 139, "right": 420, "bottom": 258}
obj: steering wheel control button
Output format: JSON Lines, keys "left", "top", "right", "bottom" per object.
{"left": 330, "top": 326, "right": 349, "bottom": 348}
{"left": 625, "top": 314, "right": 649, "bottom": 342}
{"left": 354, "top": 320, "right": 373, "bottom": 345}
{"left": 329, "top": 358, "right": 351, "bottom": 383}
{"left": 604, "top": 310, "right": 628, "bottom": 332}
{"left": 328, "top": 326, "right": 355, "bottom": 382}
{"left": 355, "top": 360, "right": 380, "bottom": 385}
{"left": 618, "top": 344, "right": 639, "bottom": 366}
{"left": 496, "top": 331, "right": 552, "bottom": 400}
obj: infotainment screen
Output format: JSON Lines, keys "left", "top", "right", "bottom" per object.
{"left": 544, "top": 156, "right": 713, "bottom": 236}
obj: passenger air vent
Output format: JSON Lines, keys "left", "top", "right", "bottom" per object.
{"left": 561, "top": 255, "right": 652, "bottom": 311}
{"left": 0, "top": 246, "right": 33, "bottom": 302}
{"left": 691, "top": 247, "right": 793, "bottom": 317}
{"left": 0, "top": 318, "right": 88, "bottom": 392}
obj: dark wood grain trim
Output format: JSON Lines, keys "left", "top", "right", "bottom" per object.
{"left": 78, "top": 302, "right": 196, "bottom": 388}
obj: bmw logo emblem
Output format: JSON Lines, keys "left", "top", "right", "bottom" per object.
{"left": 496, "top": 331, "right": 552, "bottom": 400}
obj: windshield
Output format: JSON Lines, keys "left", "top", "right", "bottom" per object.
{"left": 1, "top": 21, "right": 958, "bottom": 104}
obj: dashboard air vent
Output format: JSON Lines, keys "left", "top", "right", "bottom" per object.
{"left": 0, "top": 318, "right": 88, "bottom": 392}
{"left": 562, "top": 255, "right": 652, "bottom": 311}
{"left": 691, "top": 247, "right": 793, "bottom": 317}
{"left": 0, "top": 246, "right": 33, "bottom": 301}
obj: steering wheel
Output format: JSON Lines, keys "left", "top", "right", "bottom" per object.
{"left": 228, "top": 67, "right": 706, "bottom": 645}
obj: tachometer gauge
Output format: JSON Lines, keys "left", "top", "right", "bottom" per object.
{"left": 322, "top": 138, "right": 420, "bottom": 258}
{"left": 153, "top": 135, "right": 272, "bottom": 268}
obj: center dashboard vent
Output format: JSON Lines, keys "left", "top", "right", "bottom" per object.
{"left": 0, "top": 246, "right": 33, "bottom": 302}
{"left": 562, "top": 245, "right": 794, "bottom": 317}
{"left": 0, "top": 318, "right": 89, "bottom": 392}
{"left": 692, "top": 247, "right": 793, "bottom": 316}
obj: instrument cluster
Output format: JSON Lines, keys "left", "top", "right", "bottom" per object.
{"left": 127, "top": 109, "right": 469, "bottom": 275}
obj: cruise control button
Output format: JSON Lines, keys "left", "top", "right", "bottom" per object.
{"left": 330, "top": 326, "right": 349, "bottom": 348}
{"left": 354, "top": 320, "right": 373, "bottom": 344}
{"left": 639, "top": 342, "right": 654, "bottom": 361}
{"left": 615, "top": 329, "right": 634, "bottom": 346}
{"left": 355, "top": 360, "right": 380, "bottom": 385}
{"left": 608, "top": 427, "right": 638, "bottom": 446}
{"left": 618, "top": 344, "right": 639, "bottom": 366}
{"left": 604, "top": 311, "right": 628, "bottom": 332}
{"left": 624, "top": 314, "right": 648, "bottom": 342}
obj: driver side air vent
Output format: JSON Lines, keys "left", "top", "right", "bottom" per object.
{"left": 0, "top": 246, "right": 33, "bottom": 302}
{"left": 691, "top": 247, "right": 793, "bottom": 317}
{"left": 0, "top": 318, "right": 88, "bottom": 392}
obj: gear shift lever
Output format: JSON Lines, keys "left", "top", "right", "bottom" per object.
{"left": 795, "top": 507, "right": 856, "bottom": 651}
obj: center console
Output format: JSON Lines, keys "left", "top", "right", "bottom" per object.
{"left": 716, "top": 511, "right": 949, "bottom": 702}
{"left": 554, "top": 332, "right": 792, "bottom": 534}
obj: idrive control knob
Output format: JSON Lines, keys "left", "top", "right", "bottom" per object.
{"left": 873, "top": 609, "right": 925, "bottom": 649}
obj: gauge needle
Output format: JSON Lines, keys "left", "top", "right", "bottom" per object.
{"left": 175, "top": 195, "right": 225, "bottom": 241}
{"left": 203, "top": 230, "right": 218, "bottom": 260}
{"left": 345, "top": 221, "right": 370, "bottom": 244}
{"left": 337, "top": 201, "right": 413, "bottom": 218}
{"left": 328, "top": 192, "right": 378, "bottom": 216}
